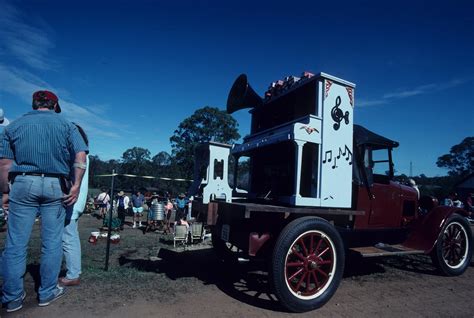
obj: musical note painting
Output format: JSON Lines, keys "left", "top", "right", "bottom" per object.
{"left": 323, "top": 145, "right": 352, "bottom": 169}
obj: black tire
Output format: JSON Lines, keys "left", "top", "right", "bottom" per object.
{"left": 211, "top": 224, "right": 242, "bottom": 264}
{"left": 430, "top": 213, "right": 472, "bottom": 276}
{"left": 271, "top": 216, "right": 345, "bottom": 313}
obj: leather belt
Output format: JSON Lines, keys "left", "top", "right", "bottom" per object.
{"left": 15, "top": 172, "right": 66, "bottom": 178}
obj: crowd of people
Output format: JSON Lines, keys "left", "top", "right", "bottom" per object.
{"left": 93, "top": 189, "right": 191, "bottom": 232}
{"left": 442, "top": 192, "right": 474, "bottom": 220}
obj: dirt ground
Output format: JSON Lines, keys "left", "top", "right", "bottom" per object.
{"left": 1, "top": 212, "right": 473, "bottom": 318}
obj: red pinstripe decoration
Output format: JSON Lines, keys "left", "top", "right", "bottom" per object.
{"left": 325, "top": 80, "right": 333, "bottom": 98}
{"left": 346, "top": 87, "right": 354, "bottom": 106}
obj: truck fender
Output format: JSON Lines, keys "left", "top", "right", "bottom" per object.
{"left": 403, "top": 206, "right": 468, "bottom": 253}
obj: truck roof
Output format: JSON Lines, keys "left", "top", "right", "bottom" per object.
{"left": 354, "top": 125, "right": 399, "bottom": 149}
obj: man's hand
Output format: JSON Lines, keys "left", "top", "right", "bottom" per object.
{"left": 0, "top": 159, "right": 12, "bottom": 194}
{"left": 2, "top": 192, "right": 9, "bottom": 212}
{"left": 63, "top": 184, "right": 80, "bottom": 206}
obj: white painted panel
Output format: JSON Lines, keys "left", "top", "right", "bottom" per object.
{"left": 319, "top": 79, "right": 354, "bottom": 208}
{"left": 202, "top": 144, "right": 233, "bottom": 204}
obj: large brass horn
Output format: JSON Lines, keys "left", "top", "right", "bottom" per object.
{"left": 226, "top": 74, "right": 263, "bottom": 114}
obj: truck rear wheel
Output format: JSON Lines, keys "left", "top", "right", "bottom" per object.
{"left": 271, "top": 217, "right": 344, "bottom": 312}
{"left": 430, "top": 213, "right": 472, "bottom": 276}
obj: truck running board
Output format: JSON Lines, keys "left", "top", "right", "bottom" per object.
{"left": 349, "top": 244, "right": 424, "bottom": 258}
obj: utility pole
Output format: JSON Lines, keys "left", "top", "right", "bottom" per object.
{"left": 104, "top": 169, "right": 116, "bottom": 271}
{"left": 409, "top": 161, "right": 413, "bottom": 178}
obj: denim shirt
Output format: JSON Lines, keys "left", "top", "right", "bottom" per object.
{"left": 0, "top": 110, "right": 88, "bottom": 175}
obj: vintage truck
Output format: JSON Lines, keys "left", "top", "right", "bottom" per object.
{"left": 188, "top": 72, "right": 473, "bottom": 312}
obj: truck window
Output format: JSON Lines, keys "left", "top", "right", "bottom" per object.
{"left": 371, "top": 148, "right": 391, "bottom": 183}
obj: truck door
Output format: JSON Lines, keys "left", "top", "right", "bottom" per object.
{"left": 367, "top": 148, "right": 403, "bottom": 227}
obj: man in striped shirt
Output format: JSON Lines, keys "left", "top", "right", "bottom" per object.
{"left": 0, "top": 90, "right": 88, "bottom": 312}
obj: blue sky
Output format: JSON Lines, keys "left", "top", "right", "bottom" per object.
{"left": 0, "top": 0, "right": 473, "bottom": 176}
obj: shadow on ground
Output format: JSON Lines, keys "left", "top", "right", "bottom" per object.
{"left": 119, "top": 247, "right": 284, "bottom": 311}
{"left": 117, "top": 246, "right": 443, "bottom": 312}
{"left": 344, "top": 252, "right": 440, "bottom": 277}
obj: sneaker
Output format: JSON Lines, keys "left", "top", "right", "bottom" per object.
{"left": 5, "top": 291, "right": 26, "bottom": 313}
{"left": 132, "top": 223, "right": 136, "bottom": 229}
{"left": 139, "top": 222, "right": 143, "bottom": 227}
{"left": 38, "top": 286, "right": 66, "bottom": 307}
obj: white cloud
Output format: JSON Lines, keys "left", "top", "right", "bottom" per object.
{"left": 0, "top": 65, "right": 49, "bottom": 100}
{"left": 357, "top": 99, "right": 388, "bottom": 107}
{"left": 0, "top": 0, "right": 119, "bottom": 139}
{"left": 0, "top": 64, "right": 119, "bottom": 138}
{"left": 382, "top": 83, "right": 437, "bottom": 99}
{"left": 359, "top": 78, "right": 470, "bottom": 107}
{"left": 0, "top": 1, "right": 56, "bottom": 70}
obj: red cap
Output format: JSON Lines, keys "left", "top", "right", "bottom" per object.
{"left": 33, "top": 90, "right": 61, "bottom": 113}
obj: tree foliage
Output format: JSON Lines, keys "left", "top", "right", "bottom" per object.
{"left": 88, "top": 107, "right": 241, "bottom": 195}
{"left": 90, "top": 150, "right": 178, "bottom": 193}
{"left": 436, "top": 137, "right": 474, "bottom": 177}
{"left": 121, "top": 146, "right": 151, "bottom": 177}
{"left": 122, "top": 147, "right": 151, "bottom": 164}
{"left": 152, "top": 151, "right": 172, "bottom": 166}
{"left": 170, "top": 106, "right": 240, "bottom": 178}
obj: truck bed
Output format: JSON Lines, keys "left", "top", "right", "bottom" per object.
{"left": 193, "top": 200, "right": 365, "bottom": 225}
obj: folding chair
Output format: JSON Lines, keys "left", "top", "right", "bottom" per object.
{"left": 174, "top": 225, "right": 188, "bottom": 248}
{"left": 191, "top": 222, "right": 204, "bottom": 244}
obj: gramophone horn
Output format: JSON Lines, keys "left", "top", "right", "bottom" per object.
{"left": 226, "top": 74, "right": 263, "bottom": 114}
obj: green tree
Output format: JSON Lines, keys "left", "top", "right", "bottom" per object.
{"left": 152, "top": 151, "right": 172, "bottom": 166}
{"left": 170, "top": 106, "right": 240, "bottom": 178}
{"left": 88, "top": 156, "right": 125, "bottom": 191}
{"left": 89, "top": 155, "right": 109, "bottom": 188}
{"left": 437, "top": 137, "right": 474, "bottom": 177}
{"left": 122, "top": 147, "right": 151, "bottom": 165}
{"left": 121, "top": 147, "right": 153, "bottom": 189}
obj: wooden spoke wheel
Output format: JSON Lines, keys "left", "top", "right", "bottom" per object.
{"left": 285, "top": 230, "right": 336, "bottom": 299}
{"left": 431, "top": 213, "right": 472, "bottom": 276}
{"left": 271, "top": 217, "right": 344, "bottom": 312}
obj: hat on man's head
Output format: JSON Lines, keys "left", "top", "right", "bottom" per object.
{"left": 118, "top": 191, "right": 124, "bottom": 196}
{"left": 33, "top": 90, "right": 61, "bottom": 113}
{"left": 179, "top": 193, "right": 185, "bottom": 198}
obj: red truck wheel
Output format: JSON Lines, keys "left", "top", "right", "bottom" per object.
{"left": 271, "top": 217, "right": 344, "bottom": 312}
{"left": 430, "top": 213, "right": 472, "bottom": 276}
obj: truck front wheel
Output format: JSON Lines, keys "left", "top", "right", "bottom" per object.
{"left": 430, "top": 213, "right": 472, "bottom": 276}
{"left": 271, "top": 217, "right": 344, "bottom": 312}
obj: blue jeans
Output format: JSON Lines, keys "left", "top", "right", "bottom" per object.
{"left": 2, "top": 175, "right": 65, "bottom": 303}
{"left": 62, "top": 218, "right": 81, "bottom": 279}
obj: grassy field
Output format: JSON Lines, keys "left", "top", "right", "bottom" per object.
{"left": 0, "top": 209, "right": 213, "bottom": 311}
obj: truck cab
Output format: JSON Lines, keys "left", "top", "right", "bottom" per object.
{"left": 352, "top": 124, "right": 419, "bottom": 230}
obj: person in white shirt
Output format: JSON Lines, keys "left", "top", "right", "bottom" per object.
{"left": 96, "top": 189, "right": 110, "bottom": 219}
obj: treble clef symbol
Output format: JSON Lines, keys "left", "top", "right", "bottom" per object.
{"left": 331, "top": 96, "right": 349, "bottom": 131}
